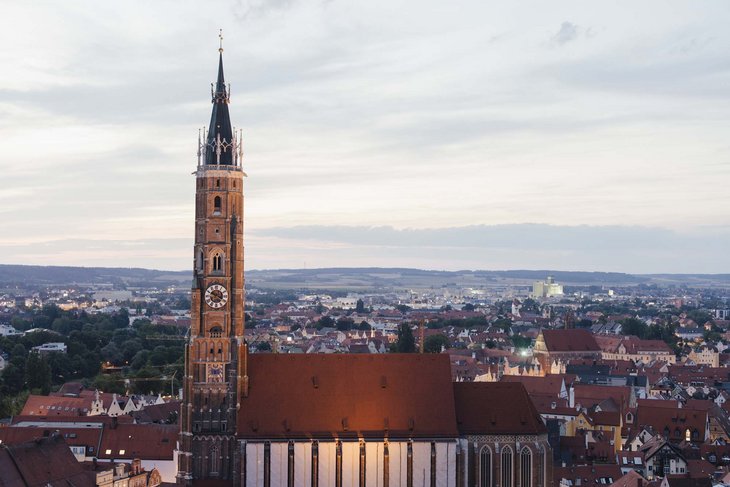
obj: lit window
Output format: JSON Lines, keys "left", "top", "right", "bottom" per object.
{"left": 119, "top": 449, "right": 126, "bottom": 455}
{"left": 105, "top": 449, "right": 112, "bottom": 454}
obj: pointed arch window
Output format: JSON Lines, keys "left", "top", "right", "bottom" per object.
{"left": 210, "top": 446, "right": 219, "bottom": 475}
{"left": 501, "top": 446, "right": 513, "bottom": 487}
{"left": 480, "top": 446, "right": 492, "bottom": 487}
{"left": 520, "top": 447, "right": 532, "bottom": 487}
{"left": 213, "top": 196, "right": 222, "bottom": 215}
{"left": 212, "top": 252, "right": 224, "bottom": 272}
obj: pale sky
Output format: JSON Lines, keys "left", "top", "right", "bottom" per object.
{"left": 0, "top": 1, "right": 728, "bottom": 273}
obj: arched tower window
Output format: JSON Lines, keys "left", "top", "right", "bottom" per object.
{"left": 212, "top": 252, "right": 223, "bottom": 272}
{"left": 520, "top": 447, "right": 532, "bottom": 487}
{"left": 213, "top": 196, "right": 221, "bottom": 214}
{"left": 501, "top": 446, "right": 513, "bottom": 487}
{"left": 210, "top": 446, "right": 219, "bottom": 475}
{"left": 480, "top": 446, "right": 492, "bottom": 487}
{"left": 209, "top": 326, "right": 223, "bottom": 338}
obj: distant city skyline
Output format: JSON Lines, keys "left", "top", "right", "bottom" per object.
{"left": 1, "top": 1, "right": 728, "bottom": 273}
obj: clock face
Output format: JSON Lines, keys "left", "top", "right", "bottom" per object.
{"left": 204, "top": 284, "right": 229, "bottom": 309}
{"left": 207, "top": 363, "right": 224, "bottom": 383}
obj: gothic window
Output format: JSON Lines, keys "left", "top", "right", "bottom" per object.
{"left": 213, "top": 195, "right": 222, "bottom": 214}
{"left": 430, "top": 443, "right": 436, "bottom": 487}
{"left": 216, "top": 179, "right": 220, "bottom": 188}
{"left": 312, "top": 441, "right": 319, "bottom": 487}
{"left": 209, "top": 327, "right": 222, "bottom": 338}
{"left": 501, "top": 446, "right": 513, "bottom": 487}
{"left": 361, "top": 442, "right": 368, "bottom": 487}
{"left": 520, "top": 447, "right": 532, "bottom": 487}
{"left": 212, "top": 252, "right": 224, "bottom": 272}
{"left": 288, "top": 442, "right": 295, "bottom": 487}
{"left": 264, "top": 442, "right": 271, "bottom": 487}
{"left": 336, "top": 441, "right": 343, "bottom": 487}
{"left": 480, "top": 446, "right": 492, "bottom": 487}
{"left": 407, "top": 442, "right": 413, "bottom": 487}
{"left": 210, "top": 446, "right": 219, "bottom": 475}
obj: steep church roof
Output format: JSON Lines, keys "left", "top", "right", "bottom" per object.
{"left": 237, "top": 354, "right": 459, "bottom": 439}
{"left": 453, "top": 381, "right": 547, "bottom": 435}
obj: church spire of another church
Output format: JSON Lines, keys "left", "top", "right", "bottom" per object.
{"left": 205, "top": 29, "right": 235, "bottom": 165}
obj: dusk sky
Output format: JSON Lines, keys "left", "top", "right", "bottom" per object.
{"left": 1, "top": 1, "right": 728, "bottom": 273}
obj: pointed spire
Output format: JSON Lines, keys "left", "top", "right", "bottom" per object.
{"left": 206, "top": 30, "right": 234, "bottom": 165}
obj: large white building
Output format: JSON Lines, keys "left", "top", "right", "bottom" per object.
{"left": 531, "top": 277, "right": 563, "bottom": 298}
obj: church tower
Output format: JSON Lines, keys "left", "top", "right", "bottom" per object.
{"left": 178, "top": 35, "right": 248, "bottom": 486}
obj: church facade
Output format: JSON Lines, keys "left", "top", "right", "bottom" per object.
{"left": 178, "top": 44, "right": 552, "bottom": 487}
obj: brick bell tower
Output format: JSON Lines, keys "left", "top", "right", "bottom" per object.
{"left": 178, "top": 33, "right": 248, "bottom": 486}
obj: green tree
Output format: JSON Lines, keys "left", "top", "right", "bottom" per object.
{"left": 92, "top": 374, "right": 126, "bottom": 394}
{"left": 621, "top": 318, "right": 648, "bottom": 339}
{"left": 130, "top": 350, "right": 150, "bottom": 370}
{"left": 395, "top": 324, "right": 416, "bottom": 353}
{"left": 493, "top": 318, "right": 512, "bottom": 333}
{"left": 336, "top": 317, "right": 355, "bottom": 331}
{"left": 424, "top": 334, "right": 449, "bottom": 353}
{"left": 100, "top": 342, "right": 123, "bottom": 365}
{"left": 316, "top": 316, "right": 335, "bottom": 330}
{"left": 512, "top": 335, "right": 532, "bottom": 350}
{"left": 25, "top": 352, "right": 51, "bottom": 394}
{"left": 1, "top": 363, "right": 25, "bottom": 395}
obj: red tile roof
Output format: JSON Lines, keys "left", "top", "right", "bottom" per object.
{"left": 20, "top": 394, "right": 91, "bottom": 417}
{"left": 554, "top": 464, "right": 623, "bottom": 487}
{"left": 501, "top": 373, "right": 575, "bottom": 396}
{"left": 636, "top": 404, "right": 707, "bottom": 442}
{"left": 574, "top": 384, "right": 632, "bottom": 415}
{"left": 453, "top": 382, "right": 546, "bottom": 435}
{"left": 0, "top": 425, "right": 102, "bottom": 454}
{"left": 0, "top": 434, "right": 95, "bottom": 486}
{"left": 97, "top": 423, "right": 178, "bottom": 460}
{"left": 237, "top": 354, "right": 458, "bottom": 439}
{"left": 542, "top": 329, "right": 600, "bottom": 352}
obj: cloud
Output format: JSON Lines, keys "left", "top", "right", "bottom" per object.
{"left": 551, "top": 21, "right": 581, "bottom": 46}
{"left": 250, "top": 224, "right": 730, "bottom": 274}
